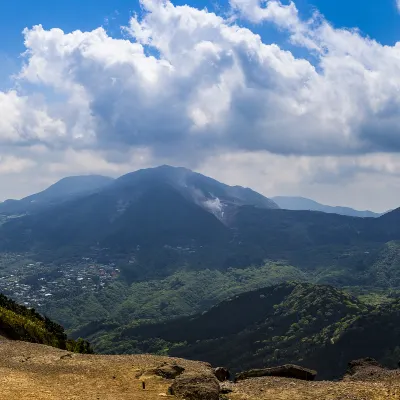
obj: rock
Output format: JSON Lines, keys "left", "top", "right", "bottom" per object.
{"left": 214, "top": 367, "right": 230, "bottom": 382}
{"left": 343, "top": 358, "right": 390, "bottom": 381}
{"left": 169, "top": 372, "right": 220, "bottom": 400}
{"left": 220, "top": 382, "right": 233, "bottom": 394}
{"left": 346, "top": 358, "right": 382, "bottom": 375}
{"left": 145, "top": 363, "right": 185, "bottom": 379}
{"left": 235, "top": 364, "right": 317, "bottom": 382}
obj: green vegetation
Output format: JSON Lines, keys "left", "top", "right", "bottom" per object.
{"left": 0, "top": 292, "right": 93, "bottom": 353}
{"left": 106, "top": 282, "right": 400, "bottom": 379}
{"left": 40, "top": 262, "right": 305, "bottom": 341}
{"left": 29, "top": 243, "right": 400, "bottom": 355}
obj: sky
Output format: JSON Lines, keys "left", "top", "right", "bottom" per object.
{"left": 1, "top": 0, "right": 400, "bottom": 212}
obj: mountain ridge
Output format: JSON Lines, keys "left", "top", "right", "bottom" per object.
{"left": 272, "top": 196, "right": 383, "bottom": 218}
{"left": 0, "top": 175, "right": 114, "bottom": 216}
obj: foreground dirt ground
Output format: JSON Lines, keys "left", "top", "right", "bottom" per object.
{"left": 0, "top": 340, "right": 400, "bottom": 399}
{"left": 226, "top": 377, "right": 400, "bottom": 400}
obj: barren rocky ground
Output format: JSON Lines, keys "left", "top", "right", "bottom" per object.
{"left": 1, "top": 340, "right": 400, "bottom": 399}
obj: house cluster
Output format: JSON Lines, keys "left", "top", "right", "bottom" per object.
{"left": 0, "top": 256, "right": 120, "bottom": 308}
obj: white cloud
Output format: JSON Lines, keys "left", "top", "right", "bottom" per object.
{"left": 0, "top": 90, "right": 67, "bottom": 145}
{"left": 397, "top": 0, "right": 400, "bottom": 12}
{"left": 229, "top": 0, "right": 301, "bottom": 27}
{"left": 0, "top": 0, "right": 399, "bottom": 210}
{"left": 13, "top": 0, "right": 400, "bottom": 158}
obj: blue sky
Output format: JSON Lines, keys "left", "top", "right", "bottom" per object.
{"left": 1, "top": 0, "right": 399, "bottom": 58}
{"left": 0, "top": 0, "right": 398, "bottom": 89}
{"left": 1, "top": 0, "right": 398, "bottom": 89}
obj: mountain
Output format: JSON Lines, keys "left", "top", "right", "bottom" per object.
{"left": 0, "top": 175, "right": 114, "bottom": 216}
{"left": 115, "top": 165, "right": 279, "bottom": 216}
{"left": 1, "top": 173, "right": 400, "bottom": 282}
{"left": 116, "top": 282, "right": 400, "bottom": 380}
{"left": 0, "top": 166, "right": 279, "bottom": 275}
{"left": 272, "top": 196, "right": 382, "bottom": 218}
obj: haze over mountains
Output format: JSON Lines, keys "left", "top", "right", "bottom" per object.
{"left": 1, "top": 166, "right": 384, "bottom": 220}
{"left": 0, "top": 165, "right": 278, "bottom": 216}
{"left": 0, "top": 167, "right": 384, "bottom": 222}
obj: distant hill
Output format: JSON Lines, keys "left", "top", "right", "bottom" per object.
{"left": 0, "top": 175, "right": 114, "bottom": 216}
{"left": 272, "top": 196, "right": 382, "bottom": 218}
{"left": 120, "top": 282, "right": 400, "bottom": 379}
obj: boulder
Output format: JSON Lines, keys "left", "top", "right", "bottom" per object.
{"left": 346, "top": 358, "right": 382, "bottom": 375}
{"left": 145, "top": 363, "right": 185, "bottom": 379}
{"left": 214, "top": 367, "right": 230, "bottom": 382}
{"left": 169, "top": 372, "right": 220, "bottom": 400}
{"left": 343, "top": 358, "right": 390, "bottom": 381}
{"left": 235, "top": 364, "right": 317, "bottom": 382}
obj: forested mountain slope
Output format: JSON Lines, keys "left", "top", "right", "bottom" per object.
{"left": 116, "top": 282, "right": 400, "bottom": 379}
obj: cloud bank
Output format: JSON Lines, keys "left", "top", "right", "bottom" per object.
{"left": 0, "top": 0, "right": 400, "bottom": 211}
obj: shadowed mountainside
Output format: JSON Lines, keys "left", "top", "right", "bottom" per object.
{"left": 116, "top": 282, "right": 400, "bottom": 380}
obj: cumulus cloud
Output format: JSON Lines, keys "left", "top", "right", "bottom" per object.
{"left": 229, "top": 0, "right": 302, "bottom": 27}
{"left": 9, "top": 0, "right": 400, "bottom": 158}
{"left": 0, "top": 0, "right": 399, "bottom": 210}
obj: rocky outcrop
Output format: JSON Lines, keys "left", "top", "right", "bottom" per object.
{"left": 235, "top": 364, "right": 317, "bottom": 382}
{"left": 343, "top": 358, "right": 396, "bottom": 381}
{"left": 144, "top": 362, "right": 185, "bottom": 379}
{"left": 214, "top": 366, "right": 230, "bottom": 382}
{"left": 169, "top": 372, "right": 220, "bottom": 400}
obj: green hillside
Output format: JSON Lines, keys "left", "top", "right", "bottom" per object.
{"left": 107, "top": 282, "right": 400, "bottom": 379}
{"left": 0, "top": 292, "right": 93, "bottom": 354}
{"left": 44, "top": 262, "right": 305, "bottom": 342}
{"left": 35, "top": 243, "right": 400, "bottom": 355}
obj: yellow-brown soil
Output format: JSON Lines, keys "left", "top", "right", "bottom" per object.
{"left": 1, "top": 340, "right": 400, "bottom": 399}
{"left": 0, "top": 340, "right": 205, "bottom": 400}
{"left": 225, "top": 376, "right": 400, "bottom": 400}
